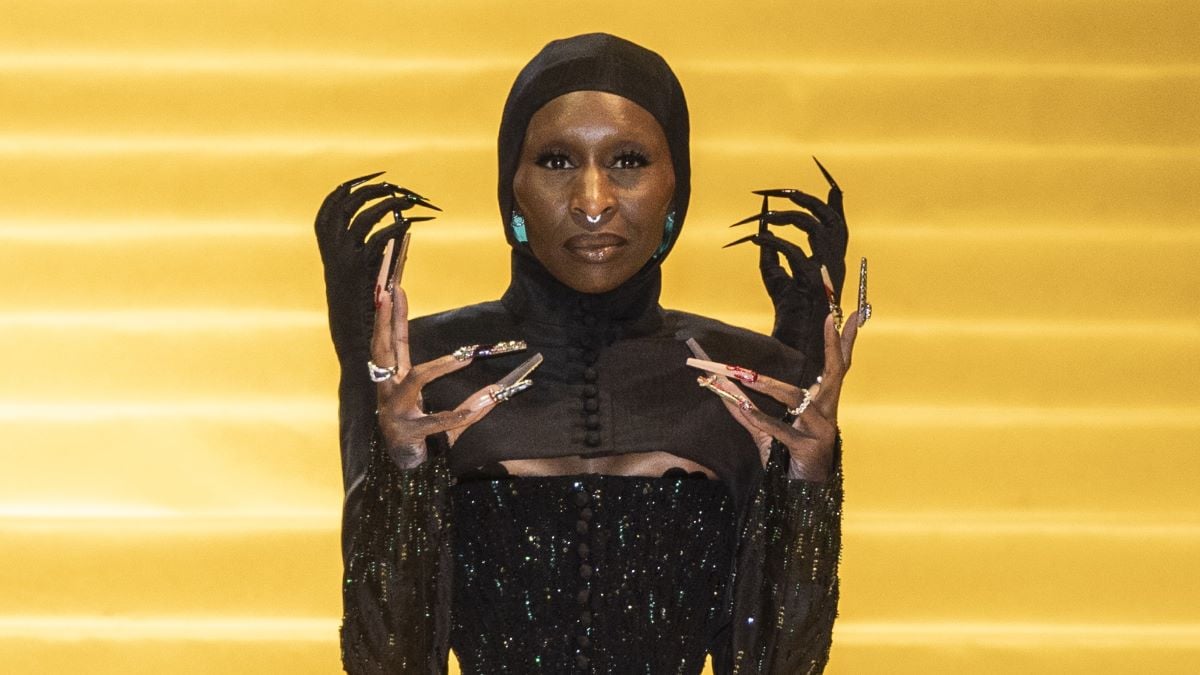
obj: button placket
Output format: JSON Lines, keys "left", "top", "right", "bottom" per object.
{"left": 572, "top": 482, "right": 594, "bottom": 670}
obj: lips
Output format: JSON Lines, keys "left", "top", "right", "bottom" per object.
{"left": 563, "top": 233, "right": 628, "bottom": 263}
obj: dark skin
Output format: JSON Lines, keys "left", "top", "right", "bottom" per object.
{"left": 513, "top": 91, "right": 676, "bottom": 295}
{"left": 371, "top": 91, "right": 854, "bottom": 481}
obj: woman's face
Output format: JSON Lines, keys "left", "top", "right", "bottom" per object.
{"left": 513, "top": 91, "right": 676, "bottom": 294}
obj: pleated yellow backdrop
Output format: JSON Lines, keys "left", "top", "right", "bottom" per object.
{"left": 1, "top": 1, "right": 1198, "bottom": 673}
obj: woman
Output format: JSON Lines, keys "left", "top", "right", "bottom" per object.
{"left": 316, "top": 33, "right": 861, "bottom": 674}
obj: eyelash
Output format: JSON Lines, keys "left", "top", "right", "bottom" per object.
{"left": 534, "top": 150, "right": 651, "bottom": 170}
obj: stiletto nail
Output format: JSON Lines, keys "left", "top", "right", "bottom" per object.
{"left": 489, "top": 379, "right": 533, "bottom": 403}
{"left": 758, "top": 194, "right": 769, "bottom": 235}
{"left": 341, "top": 171, "right": 385, "bottom": 189}
{"left": 387, "top": 185, "right": 442, "bottom": 212}
{"left": 752, "top": 188, "right": 799, "bottom": 197}
{"left": 820, "top": 265, "right": 844, "bottom": 330}
{"left": 812, "top": 156, "right": 841, "bottom": 192}
{"left": 686, "top": 358, "right": 759, "bottom": 383}
{"left": 376, "top": 238, "right": 395, "bottom": 295}
{"left": 697, "top": 375, "right": 754, "bottom": 412}
{"left": 386, "top": 232, "right": 411, "bottom": 292}
{"left": 858, "top": 256, "right": 872, "bottom": 325}
{"left": 453, "top": 340, "right": 528, "bottom": 361}
{"left": 374, "top": 283, "right": 382, "bottom": 309}
{"left": 497, "top": 353, "right": 543, "bottom": 388}
{"left": 722, "top": 234, "right": 758, "bottom": 249}
{"left": 730, "top": 212, "right": 775, "bottom": 227}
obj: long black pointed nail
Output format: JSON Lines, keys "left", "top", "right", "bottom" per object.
{"left": 730, "top": 212, "right": 776, "bottom": 227}
{"left": 752, "top": 188, "right": 799, "bottom": 197}
{"left": 812, "top": 157, "right": 840, "bottom": 192}
{"left": 380, "top": 184, "right": 443, "bottom": 212}
{"left": 722, "top": 234, "right": 759, "bottom": 249}
{"left": 401, "top": 216, "right": 436, "bottom": 223}
{"left": 758, "top": 194, "right": 769, "bottom": 235}
{"left": 341, "top": 171, "right": 386, "bottom": 189}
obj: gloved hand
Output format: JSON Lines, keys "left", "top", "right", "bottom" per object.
{"left": 727, "top": 158, "right": 849, "bottom": 375}
{"left": 314, "top": 172, "right": 439, "bottom": 366}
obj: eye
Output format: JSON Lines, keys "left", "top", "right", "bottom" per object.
{"left": 536, "top": 152, "right": 574, "bottom": 170}
{"left": 613, "top": 151, "right": 650, "bottom": 169}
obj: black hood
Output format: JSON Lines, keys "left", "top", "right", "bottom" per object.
{"left": 496, "top": 32, "right": 691, "bottom": 264}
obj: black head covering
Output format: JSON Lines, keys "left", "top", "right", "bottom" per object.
{"left": 497, "top": 33, "right": 690, "bottom": 261}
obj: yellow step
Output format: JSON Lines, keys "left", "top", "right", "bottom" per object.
{"left": 5, "top": 409, "right": 1197, "bottom": 515}
{"left": 6, "top": 1, "right": 1198, "bottom": 66}
{"left": 1, "top": 315, "right": 1195, "bottom": 406}
{"left": 5, "top": 65, "right": 1196, "bottom": 148}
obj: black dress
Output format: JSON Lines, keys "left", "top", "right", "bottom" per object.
{"left": 339, "top": 253, "right": 842, "bottom": 674}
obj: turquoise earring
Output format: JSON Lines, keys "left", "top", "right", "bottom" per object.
{"left": 510, "top": 212, "right": 528, "bottom": 243}
{"left": 653, "top": 210, "right": 676, "bottom": 258}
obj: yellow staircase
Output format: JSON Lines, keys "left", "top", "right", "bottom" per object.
{"left": 2, "top": 1, "right": 1198, "bottom": 672}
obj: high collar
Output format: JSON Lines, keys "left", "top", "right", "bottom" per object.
{"left": 500, "top": 251, "right": 664, "bottom": 338}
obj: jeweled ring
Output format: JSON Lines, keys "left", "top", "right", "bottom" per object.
{"left": 367, "top": 360, "right": 397, "bottom": 383}
{"left": 787, "top": 388, "right": 813, "bottom": 416}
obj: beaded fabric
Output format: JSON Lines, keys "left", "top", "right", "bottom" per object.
{"left": 339, "top": 433, "right": 842, "bottom": 674}
{"left": 449, "top": 474, "right": 736, "bottom": 674}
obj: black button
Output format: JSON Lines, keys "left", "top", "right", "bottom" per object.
{"left": 583, "top": 385, "right": 598, "bottom": 397}
{"left": 579, "top": 564, "right": 593, "bottom": 579}
{"left": 576, "top": 635, "right": 591, "bottom": 648}
{"left": 576, "top": 589, "right": 590, "bottom": 604}
{"left": 583, "top": 367, "right": 598, "bottom": 382}
{"left": 580, "top": 610, "right": 592, "bottom": 626}
{"left": 584, "top": 399, "right": 599, "bottom": 413}
{"left": 576, "top": 520, "right": 589, "bottom": 534}
{"left": 574, "top": 492, "right": 589, "bottom": 506}
{"left": 585, "top": 414, "right": 600, "bottom": 429}
{"left": 585, "top": 431, "right": 601, "bottom": 446}
{"left": 577, "top": 542, "right": 590, "bottom": 558}
{"left": 580, "top": 507, "right": 593, "bottom": 521}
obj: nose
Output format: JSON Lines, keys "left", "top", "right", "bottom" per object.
{"left": 570, "top": 164, "right": 616, "bottom": 228}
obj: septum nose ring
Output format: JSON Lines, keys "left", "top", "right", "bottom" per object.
{"left": 585, "top": 214, "right": 602, "bottom": 224}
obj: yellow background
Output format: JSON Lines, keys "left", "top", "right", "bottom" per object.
{"left": 1, "top": 1, "right": 1197, "bottom": 673}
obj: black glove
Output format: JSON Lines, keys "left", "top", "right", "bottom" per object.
{"left": 314, "top": 172, "right": 439, "bottom": 367}
{"left": 727, "top": 158, "right": 849, "bottom": 375}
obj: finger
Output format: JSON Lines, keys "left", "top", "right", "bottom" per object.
{"left": 381, "top": 351, "right": 476, "bottom": 413}
{"left": 347, "top": 196, "right": 419, "bottom": 245}
{"left": 813, "top": 313, "right": 857, "bottom": 419}
{"left": 686, "top": 358, "right": 806, "bottom": 408}
{"left": 391, "top": 285, "right": 412, "bottom": 374}
{"left": 369, "top": 241, "right": 397, "bottom": 366}
{"left": 444, "top": 373, "right": 537, "bottom": 445}
{"left": 755, "top": 190, "right": 843, "bottom": 230}
{"left": 316, "top": 177, "right": 381, "bottom": 248}
{"left": 751, "top": 233, "right": 824, "bottom": 294}
{"left": 406, "top": 352, "right": 475, "bottom": 391}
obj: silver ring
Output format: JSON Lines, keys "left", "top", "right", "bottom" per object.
{"left": 367, "top": 360, "right": 397, "bottom": 383}
{"left": 787, "top": 388, "right": 813, "bottom": 416}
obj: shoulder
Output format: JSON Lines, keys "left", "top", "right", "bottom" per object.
{"left": 663, "top": 309, "right": 805, "bottom": 379}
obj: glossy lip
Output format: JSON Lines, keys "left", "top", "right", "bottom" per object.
{"left": 563, "top": 232, "right": 628, "bottom": 264}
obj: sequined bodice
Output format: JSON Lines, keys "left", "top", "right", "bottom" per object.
{"left": 449, "top": 474, "right": 737, "bottom": 674}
